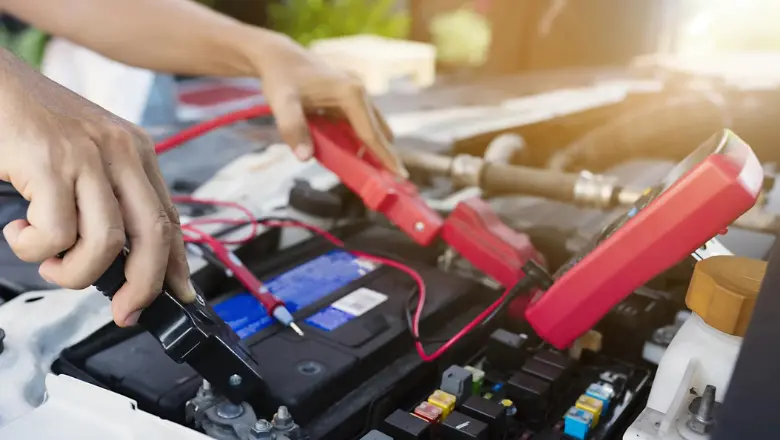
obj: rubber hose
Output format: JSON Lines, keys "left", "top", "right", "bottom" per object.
{"left": 481, "top": 162, "right": 579, "bottom": 201}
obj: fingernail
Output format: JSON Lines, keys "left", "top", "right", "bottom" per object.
{"left": 183, "top": 280, "right": 198, "bottom": 303}
{"left": 124, "top": 310, "right": 142, "bottom": 326}
{"left": 294, "top": 143, "right": 313, "bottom": 160}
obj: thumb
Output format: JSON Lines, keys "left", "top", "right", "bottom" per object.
{"left": 267, "top": 88, "right": 313, "bottom": 160}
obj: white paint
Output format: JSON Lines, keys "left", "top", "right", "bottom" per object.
{"left": 0, "top": 375, "right": 210, "bottom": 439}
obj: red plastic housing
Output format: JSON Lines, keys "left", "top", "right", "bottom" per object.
{"left": 525, "top": 131, "right": 763, "bottom": 349}
{"left": 308, "top": 118, "right": 443, "bottom": 246}
{"left": 307, "top": 119, "right": 542, "bottom": 288}
{"left": 441, "top": 197, "right": 545, "bottom": 287}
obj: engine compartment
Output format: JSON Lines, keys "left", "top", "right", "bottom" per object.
{"left": 1, "top": 67, "right": 779, "bottom": 440}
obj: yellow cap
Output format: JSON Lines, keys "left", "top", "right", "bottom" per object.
{"left": 685, "top": 256, "right": 767, "bottom": 337}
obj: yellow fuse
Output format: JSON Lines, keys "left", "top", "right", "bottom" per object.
{"left": 576, "top": 395, "right": 604, "bottom": 425}
{"left": 428, "top": 390, "right": 457, "bottom": 418}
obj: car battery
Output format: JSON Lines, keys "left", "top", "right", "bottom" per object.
{"left": 54, "top": 223, "right": 497, "bottom": 429}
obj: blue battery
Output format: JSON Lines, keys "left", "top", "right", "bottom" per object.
{"left": 564, "top": 407, "right": 594, "bottom": 440}
{"left": 586, "top": 382, "right": 615, "bottom": 413}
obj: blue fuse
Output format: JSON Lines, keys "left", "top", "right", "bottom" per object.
{"left": 586, "top": 383, "right": 615, "bottom": 413}
{"left": 564, "top": 407, "right": 594, "bottom": 440}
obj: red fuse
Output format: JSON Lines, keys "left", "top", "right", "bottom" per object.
{"left": 414, "top": 401, "right": 444, "bottom": 423}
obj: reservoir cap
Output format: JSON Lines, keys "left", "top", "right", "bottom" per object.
{"left": 686, "top": 256, "right": 767, "bottom": 337}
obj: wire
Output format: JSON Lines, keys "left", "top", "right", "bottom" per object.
{"left": 155, "top": 105, "right": 273, "bottom": 155}
{"left": 153, "top": 105, "right": 519, "bottom": 362}
{"left": 172, "top": 195, "right": 260, "bottom": 245}
{"left": 211, "top": 214, "right": 504, "bottom": 362}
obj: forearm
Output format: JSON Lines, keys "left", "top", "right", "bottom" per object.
{"left": 0, "top": 0, "right": 275, "bottom": 77}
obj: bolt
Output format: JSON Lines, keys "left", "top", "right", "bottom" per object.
{"left": 695, "top": 385, "right": 716, "bottom": 422}
{"left": 215, "top": 402, "right": 245, "bottom": 420}
{"left": 253, "top": 419, "right": 273, "bottom": 432}
{"left": 273, "top": 406, "right": 294, "bottom": 430}
{"left": 196, "top": 379, "right": 214, "bottom": 400}
{"left": 687, "top": 385, "right": 718, "bottom": 434}
{"left": 229, "top": 374, "right": 242, "bottom": 387}
{"left": 414, "top": 221, "right": 425, "bottom": 232}
{"left": 249, "top": 419, "right": 274, "bottom": 439}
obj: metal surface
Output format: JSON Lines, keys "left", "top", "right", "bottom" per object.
{"left": 450, "top": 154, "right": 484, "bottom": 187}
{"left": 573, "top": 171, "right": 619, "bottom": 209}
{"left": 687, "top": 385, "right": 718, "bottom": 435}
{"left": 202, "top": 401, "right": 257, "bottom": 440}
{"left": 271, "top": 406, "right": 302, "bottom": 440}
{"left": 0, "top": 289, "right": 113, "bottom": 426}
{"left": 0, "top": 375, "right": 211, "bottom": 439}
{"left": 248, "top": 420, "right": 273, "bottom": 440}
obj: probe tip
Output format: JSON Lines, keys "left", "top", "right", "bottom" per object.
{"left": 290, "top": 322, "right": 304, "bottom": 337}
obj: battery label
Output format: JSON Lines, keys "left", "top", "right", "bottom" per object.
{"left": 304, "top": 287, "right": 388, "bottom": 332}
{"left": 212, "top": 249, "right": 378, "bottom": 339}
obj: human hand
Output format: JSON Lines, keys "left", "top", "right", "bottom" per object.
{"left": 0, "top": 50, "right": 194, "bottom": 326}
{"left": 246, "top": 31, "right": 408, "bottom": 177}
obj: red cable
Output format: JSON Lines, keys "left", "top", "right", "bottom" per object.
{"left": 257, "top": 218, "right": 502, "bottom": 362}
{"left": 155, "top": 105, "right": 273, "bottom": 155}
{"left": 153, "top": 106, "right": 500, "bottom": 362}
{"left": 171, "top": 195, "right": 258, "bottom": 245}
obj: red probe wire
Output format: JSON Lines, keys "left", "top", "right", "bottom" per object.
{"left": 171, "top": 194, "right": 259, "bottom": 245}
{"left": 154, "top": 105, "right": 510, "bottom": 362}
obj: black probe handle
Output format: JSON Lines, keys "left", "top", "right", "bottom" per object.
{"left": 93, "top": 252, "right": 128, "bottom": 299}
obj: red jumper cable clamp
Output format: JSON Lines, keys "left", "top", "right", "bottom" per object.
{"left": 307, "top": 117, "right": 544, "bottom": 290}
{"left": 525, "top": 130, "right": 764, "bottom": 349}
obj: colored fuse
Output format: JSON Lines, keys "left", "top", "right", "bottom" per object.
{"left": 464, "top": 366, "right": 485, "bottom": 394}
{"left": 564, "top": 406, "right": 594, "bottom": 440}
{"left": 428, "top": 390, "right": 457, "bottom": 418}
{"left": 414, "top": 401, "right": 443, "bottom": 423}
{"left": 500, "top": 399, "right": 517, "bottom": 416}
{"left": 586, "top": 382, "right": 615, "bottom": 412}
{"left": 576, "top": 394, "right": 604, "bottom": 425}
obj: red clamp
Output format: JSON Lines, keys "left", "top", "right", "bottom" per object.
{"left": 308, "top": 118, "right": 542, "bottom": 288}
{"left": 309, "top": 118, "right": 442, "bottom": 246}
{"left": 525, "top": 130, "right": 763, "bottom": 349}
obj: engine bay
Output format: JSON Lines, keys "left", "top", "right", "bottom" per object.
{"left": 1, "top": 68, "right": 779, "bottom": 440}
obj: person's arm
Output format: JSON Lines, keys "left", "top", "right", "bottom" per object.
{"left": 0, "top": 0, "right": 260, "bottom": 77}
{"left": 0, "top": 0, "right": 407, "bottom": 176}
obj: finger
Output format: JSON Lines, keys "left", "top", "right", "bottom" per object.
{"left": 373, "top": 104, "right": 394, "bottom": 143}
{"left": 4, "top": 173, "right": 78, "bottom": 262}
{"left": 267, "top": 86, "right": 314, "bottom": 160}
{"left": 106, "top": 149, "right": 171, "bottom": 327}
{"left": 141, "top": 151, "right": 195, "bottom": 304}
{"left": 39, "top": 151, "right": 125, "bottom": 290}
{"left": 338, "top": 84, "right": 408, "bottom": 177}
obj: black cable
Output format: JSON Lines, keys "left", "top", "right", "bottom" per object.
{"left": 480, "top": 260, "right": 554, "bottom": 328}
